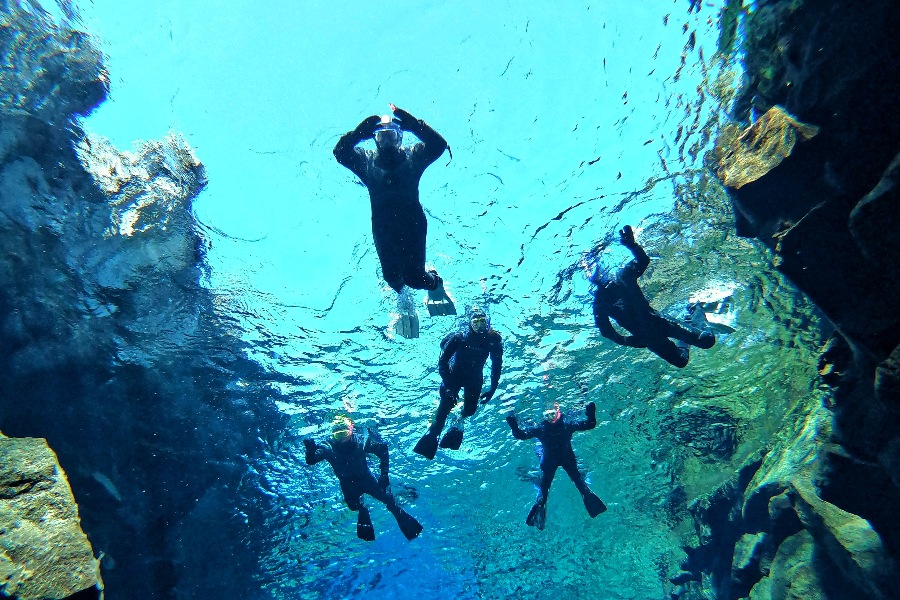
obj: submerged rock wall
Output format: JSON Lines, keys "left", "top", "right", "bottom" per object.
{"left": 0, "top": 4, "right": 287, "bottom": 598}
{"left": 0, "top": 433, "right": 103, "bottom": 600}
{"left": 678, "top": 1, "right": 900, "bottom": 598}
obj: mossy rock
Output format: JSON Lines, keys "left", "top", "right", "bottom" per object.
{"left": 0, "top": 434, "right": 103, "bottom": 600}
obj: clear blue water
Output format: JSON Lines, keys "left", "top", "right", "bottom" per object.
{"left": 4, "top": 1, "right": 829, "bottom": 598}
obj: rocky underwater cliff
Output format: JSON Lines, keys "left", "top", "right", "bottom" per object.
{"left": 0, "top": 3, "right": 288, "bottom": 598}
{"left": 671, "top": 1, "right": 900, "bottom": 599}
{"left": 1, "top": 1, "right": 899, "bottom": 599}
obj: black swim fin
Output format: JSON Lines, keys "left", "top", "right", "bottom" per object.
{"left": 413, "top": 434, "right": 438, "bottom": 460}
{"left": 394, "top": 509, "right": 423, "bottom": 541}
{"left": 439, "top": 427, "right": 463, "bottom": 450}
{"left": 425, "top": 280, "right": 457, "bottom": 317}
{"left": 357, "top": 509, "right": 375, "bottom": 542}
{"left": 526, "top": 502, "right": 546, "bottom": 530}
{"left": 583, "top": 491, "right": 607, "bottom": 518}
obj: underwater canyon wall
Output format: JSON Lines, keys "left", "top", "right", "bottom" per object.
{"left": 673, "top": 1, "right": 900, "bottom": 599}
{"left": 0, "top": 4, "right": 288, "bottom": 598}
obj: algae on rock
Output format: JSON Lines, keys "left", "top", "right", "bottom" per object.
{"left": 0, "top": 433, "right": 103, "bottom": 600}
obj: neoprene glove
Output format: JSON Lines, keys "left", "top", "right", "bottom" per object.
{"left": 354, "top": 115, "right": 381, "bottom": 139}
{"left": 391, "top": 107, "right": 417, "bottom": 130}
{"left": 303, "top": 439, "right": 316, "bottom": 465}
{"left": 619, "top": 225, "right": 636, "bottom": 247}
{"left": 505, "top": 414, "right": 518, "bottom": 429}
{"left": 586, "top": 402, "right": 596, "bottom": 419}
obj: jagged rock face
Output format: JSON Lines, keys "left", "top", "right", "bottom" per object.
{"left": 721, "top": 0, "right": 900, "bottom": 359}
{"left": 0, "top": 5, "right": 286, "bottom": 598}
{"left": 0, "top": 434, "right": 103, "bottom": 600}
{"left": 685, "top": 1, "right": 900, "bottom": 598}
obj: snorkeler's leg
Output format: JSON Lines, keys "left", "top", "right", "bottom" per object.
{"left": 372, "top": 223, "right": 405, "bottom": 293}
{"left": 562, "top": 458, "right": 606, "bottom": 518}
{"left": 343, "top": 489, "right": 375, "bottom": 541}
{"left": 396, "top": 204, "right": 440, "bottom": 291}
{"left": 527, "top": 463, "right": 556, "bottom": 530}
{"left": 440, "top": 382, "right": 481, "bottom": 450}
{"left": 414, "top": 384, "right": 459, "bottom": 459}
{"left": 665, "top": 311, "right": 715, "bottom": 349}
{"left": 368, "top": 482, "right": 423, "bottom": 541}
{"left": 646, "top": 335, "right": 690, "bottom": 368}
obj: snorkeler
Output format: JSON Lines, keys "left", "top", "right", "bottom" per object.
{"left": 413, "top": 307, "right": 503, "bottom": 459}
{"left": 592, "top": 225, "right": 715, "bottom": 368}
{"left": 303, "top": 416, "right": 423, "bottom": 541}
{"left": 506, "top": 402, "right": 606, "bottom": 530}
{"left": 333, "top": 104, "right": 455, "bottom": 319}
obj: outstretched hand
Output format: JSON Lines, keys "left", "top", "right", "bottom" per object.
{"left": 480, "top": 388, "right": 496, "bottom": 404}
{"left": 505, "top": 414, "right": 518, "bottom": 428}
{"left": 585, "top": 402, "right": 596, "bottom": 419}
{"left": 619, "top": 225, "right": 636, "bottom": 246}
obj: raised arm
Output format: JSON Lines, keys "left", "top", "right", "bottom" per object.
{"left": 364, "top": 430, "right": 390, "bottom": 484}
{"left": 333, "top": 115, "right": 380, "bottom": 179}
{"left": 617, "top": 225, "right": 650, "bottom": 281}
{"left": 570, "top": 402, "right": 597, "bottom": 432}
{"left": 392, "top": 106, "right": 448, "bottom": 168}
{"left": 506, "top": 414, "right": 537, "bottom": 440}
{"left": 303, "top": 438, "right": 332, "bottom": 466}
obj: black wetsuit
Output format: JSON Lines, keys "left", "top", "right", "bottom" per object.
{"left": 414, "top": 325, "right": 503, "bottom": 458}
{"left": 304, "top": 429, "right": 421, "bottom": 540}
{"left": 435, "top": 327, "right": 502, "bottom": 426}
{"left": 507, "top": 405, "right": 597, "bottom": 506}
{"left": 592, "top": 239, "right": 714, "bottom": 368}
{"left": 333, "top": 109, "right": 448, "bottom": 293}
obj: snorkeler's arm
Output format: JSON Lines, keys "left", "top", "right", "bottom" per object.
{"left": 593, "top": 297, "right": 627, "bottom": 343}
{"left": 365, "top": 431, "right": 390, "bottom": 483}
{"left": 438, "top": 334, "right": 461, "bottom": 382}
{"left": 303, "top": 438, "right": 332, "bottom": 466}
{"left": 481, "top": 333, "right": 503, "bottom": 402}
{"left": 618, "top": 226, "right": 651, "bottom": 280}
{"left": 334, "top": 115, "right": 380, "bottom": 179}
{"left": 392, "top": 106, "right": 448, "bottom": 168}
{"left": 571, "top": 402, "right": 597, "bottom": 432}
{"left": 506, "top": 414, "right": 537, "bottom": 440}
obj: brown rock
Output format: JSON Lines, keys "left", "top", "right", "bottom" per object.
{"left": 718, "top": 105, "right": 820, "bottom": 189}
{"left": 0, "top": 434, "right": 103, "bottom": 599}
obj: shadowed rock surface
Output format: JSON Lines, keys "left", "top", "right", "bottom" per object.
{"left": 0, "top": 4, "right": 288, "bottom": 598}
{"left": 677, "top": 0, "right": 900, "bottom": 598}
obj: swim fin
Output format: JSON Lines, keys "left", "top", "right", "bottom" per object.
{"left": 583, "top": 491, "right": 607, "bottom": 518}
{"left": 394, "top": 509, "right": 423, "bottom": 541}
{"left": 357, "top": 508, "right": 375, "bottom": 542}
{"left": 526, "top": 502, "right": 546, "bottom": 530}
{"left": 439, "top": 427, "right": 463, "bottom": 450}
{"left": 425, "top": 280, "right": 457, "bottom": 317}
{"left": 413, "top": 433, "right": 439, "bottom": 460}
{"left": 394, "top": 312, "right": 420, "bottom": 339}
